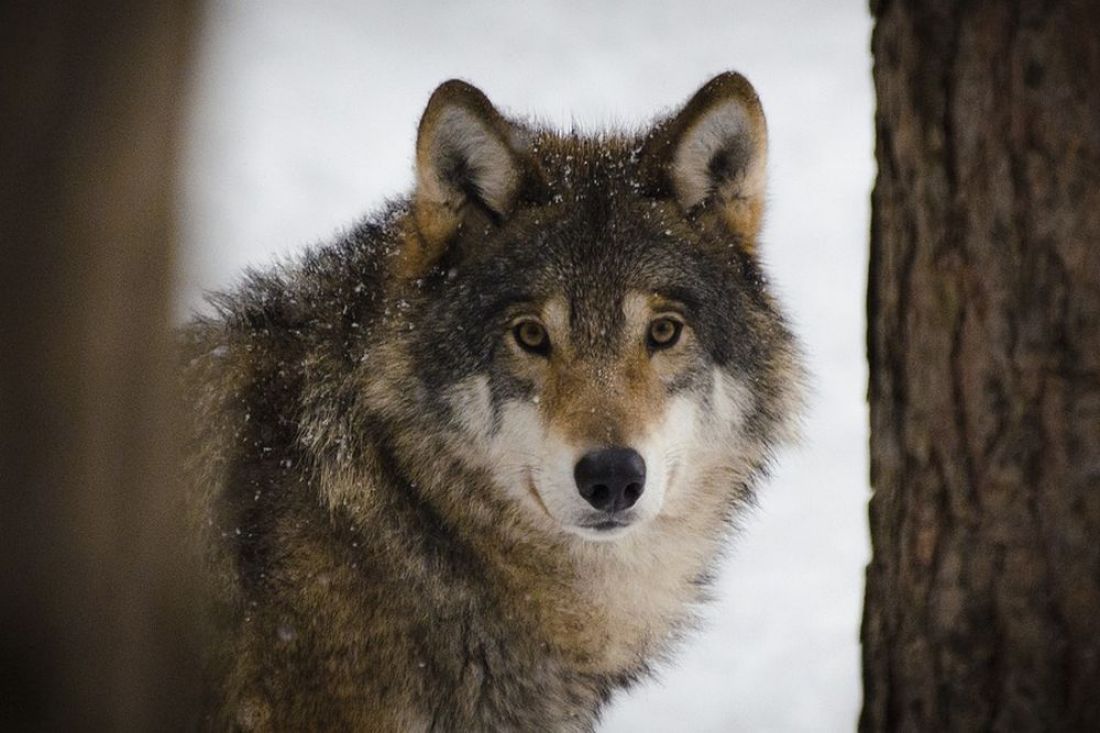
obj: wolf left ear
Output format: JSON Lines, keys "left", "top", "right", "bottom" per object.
{"left": 640, "top": 72, "right": 768, "bottom": 243}
{"left": 405, "top": 80, "right": 545, "bottom": 277}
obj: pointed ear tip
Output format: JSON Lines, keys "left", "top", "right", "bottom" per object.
{"left": 700, "top": 71, "right": 762, "bottom": 108}
{"left": 425, "top": 78, "right": 491, "bottom": 111}
{"left": 430, "top": 78, "right": 479, "bottom": 96}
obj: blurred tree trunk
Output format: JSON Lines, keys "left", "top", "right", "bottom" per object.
{"left": 863, "top": 1, "right": 1100, "bottom": 730}
{"left": 0, "top": 2, "right": 203, "bottom": 729}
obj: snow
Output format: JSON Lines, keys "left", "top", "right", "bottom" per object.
{"left": 181, "top": 1, "right": 873, "bottom": 730}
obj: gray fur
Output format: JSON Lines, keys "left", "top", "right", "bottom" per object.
{"left": 183, "top": 72, "right": 804, "bottom": 731}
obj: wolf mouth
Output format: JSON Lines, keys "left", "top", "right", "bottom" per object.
{"left": 579, "top": 516, "right": 634, "bottom": 532}
{"left": 584, "top": 519, "right": 630, "bottom": 531}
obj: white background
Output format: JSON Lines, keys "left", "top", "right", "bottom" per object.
{"left": 181, "top": 2, "right": 874, "bottom": 729}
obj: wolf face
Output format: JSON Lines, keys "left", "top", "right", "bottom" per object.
{"left": 378, "top": 74, "right": 799, "bottom": 544}
{"left": 441, "top": 294, "right": 755, "bottom": 543}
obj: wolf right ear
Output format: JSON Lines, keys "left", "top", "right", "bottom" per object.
{"left": 640, "top": 72, "right": 768, "bottom": 245}
{"left": 405, "top": 80, "right": 545, "bottom": 277}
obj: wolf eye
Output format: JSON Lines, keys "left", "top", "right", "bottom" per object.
{"left": 513, "top": 319, "right": 550, "bottom": 356}
{"left": 647, "top": 317, "right": 683, "bottom": 350}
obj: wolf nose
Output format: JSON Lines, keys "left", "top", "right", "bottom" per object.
{"left": 573, "top": 448, "right": 646, "bottom": 512}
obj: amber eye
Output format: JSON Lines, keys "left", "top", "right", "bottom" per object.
{"left": 647, "top": 317, "right": 683, "bottom": 350}
{"left": 513, "top": 320, "right": 550, "bottom": 356}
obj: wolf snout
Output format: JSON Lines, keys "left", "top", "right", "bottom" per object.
{"left": 573, "top": 447, "right": 646, "bottom": 512}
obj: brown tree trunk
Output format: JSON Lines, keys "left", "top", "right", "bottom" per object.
{"left": 0, "top": 2, "right": 203, "bottom": 729}
{"left": 863, "top": 1, "right": 1100, "bottom": 730}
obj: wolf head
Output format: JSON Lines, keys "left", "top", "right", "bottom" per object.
{"left": 359, "top": 73, "right": 800, "bottom": 544}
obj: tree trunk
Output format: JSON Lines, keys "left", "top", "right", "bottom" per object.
{"left": 0, "top": 2, "right": 202, "bottom": 729}
{"left": 862, "top": 1, "right": 1100, "bottom": 730}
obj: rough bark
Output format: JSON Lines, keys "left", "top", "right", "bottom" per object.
{"left": 0, "top": 2, "right": 202, "bottom": 729}
{"left": 863, "top": 1, "right": 1100, "bottom": 731}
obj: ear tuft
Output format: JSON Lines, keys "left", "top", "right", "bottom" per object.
{"left": 407, "top": 80, "right": 537, "bottom": 276}
{"left": 641, "top": 72, "right": 768, "bottom": 241}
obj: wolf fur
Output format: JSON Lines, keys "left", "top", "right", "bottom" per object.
{"left": 183, "top": 72, "right": 804, "bottom": 731}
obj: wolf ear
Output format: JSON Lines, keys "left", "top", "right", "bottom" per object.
{"left": 640, "top": 72, "right": 768, "bottom": 243}
{"left": 405, "top": 80, "right": 543, "bottom": 276}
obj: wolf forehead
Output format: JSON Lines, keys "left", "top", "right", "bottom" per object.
{"left": 430, "top": 132, "right": 727, "bottom": 285}
{"left": 412, "top": 158, "right": 767, "bottom": 361}
{"left": 421, "top": 218, "right": 757, "bottom": 359}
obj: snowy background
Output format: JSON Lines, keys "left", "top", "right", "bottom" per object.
{"left": 180, "top": 1, "right": 874, "bottom": 730}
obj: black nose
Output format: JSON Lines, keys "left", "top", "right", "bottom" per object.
{"left": 573, "top": 448, "right": 646, "bottom": 512}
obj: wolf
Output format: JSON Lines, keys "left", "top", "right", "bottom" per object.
{"left": 183, "top": 71, "right": 804, "bottom": 731}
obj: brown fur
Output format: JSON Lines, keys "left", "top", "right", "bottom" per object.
{"left": 183, "top": 72, "right": 802, "bottom": 731}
